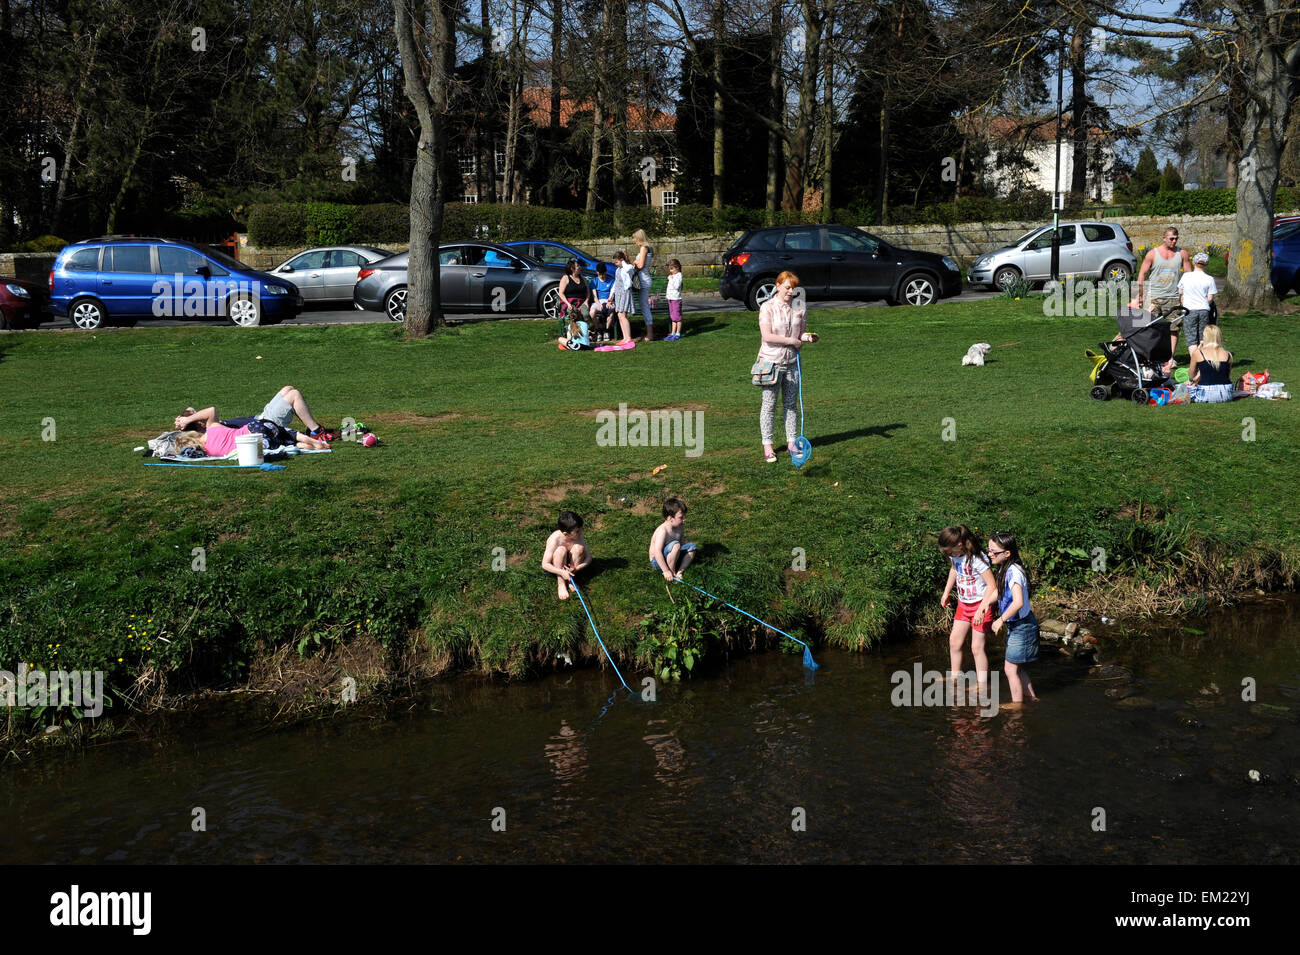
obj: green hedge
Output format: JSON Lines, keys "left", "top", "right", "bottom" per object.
{"left": 247, "top": 190, "right": 1300, "bottom": 248}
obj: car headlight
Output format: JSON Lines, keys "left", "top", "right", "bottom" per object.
{"left": 5, "top": 283, "right": 30, "bottom": 297}
{"left": 971, "top": 255, "right": 988, "bottom": 269}
{"left": 942, "top": 257, "right": 960, "bottom": 273}
{"left": 264, "top": 285, "right": 290, "bottom": 295}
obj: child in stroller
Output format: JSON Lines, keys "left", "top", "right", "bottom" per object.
{"left": 1087, "top": 303, "right": 1187, "bottom": 404}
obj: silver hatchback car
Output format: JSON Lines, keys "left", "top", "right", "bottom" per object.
{"left": 969, "top": 221, "right": 1137, "bottom": 291}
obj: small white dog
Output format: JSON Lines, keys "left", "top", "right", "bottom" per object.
{"left": 962, "top": 343, "right": 991, "bottom": 366}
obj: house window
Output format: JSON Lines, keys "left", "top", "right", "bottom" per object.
{"left": 495, "top": 145, "right": 507, "bottom": 177}
{"left": 661, "top": 190, "right": 678, "bottom": 213}
{"left": 458, "top": 148, "right": 476, "bottom": 177}
{"left": 664, "top": 155, "right": 680, "bottom": 177}
{"left": 462, "top": 193, "right": 479, "bottom": 204}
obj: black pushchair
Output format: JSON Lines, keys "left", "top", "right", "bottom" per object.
{"left": 1087, "top": 304, "right": 1185, "bottom": 404}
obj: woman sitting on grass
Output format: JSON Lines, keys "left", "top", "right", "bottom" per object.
{"left": 1187, "top": 324, "right": 1233, "bottom": 403}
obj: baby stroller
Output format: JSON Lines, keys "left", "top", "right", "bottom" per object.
{"left": 1087, "top": 304, "right": 1185, "bottom": 404}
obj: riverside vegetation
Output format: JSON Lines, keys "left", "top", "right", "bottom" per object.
{"left": 1, "top": 297, "right": 1297, "bottom": 740}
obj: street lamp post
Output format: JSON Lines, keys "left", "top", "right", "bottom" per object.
{"left": 1052, "top": 28, "right": 1065, "bottom": 281}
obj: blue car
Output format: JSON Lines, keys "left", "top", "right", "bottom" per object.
{"left": 49, "top": 237, "right": 303, "bottom": 329}
{"left": 1272, "top": 223, "right": 1300, "bottom": 297}
{"left": 502, "top": 240, "right": 615, "bottom": 279}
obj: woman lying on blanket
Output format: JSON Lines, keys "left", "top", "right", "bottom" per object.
{"left": 174, "top": 385, "right": 332, "bottom": 440}
{"left": 177, "top": 414, "right": 329, "bottom": 456}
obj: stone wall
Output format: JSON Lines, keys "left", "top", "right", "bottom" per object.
{"left": 236, "top": 215, "right": 1258, "bottom": 280}
{"left": 0, "top": 253, "right": 57, "bottom": 282}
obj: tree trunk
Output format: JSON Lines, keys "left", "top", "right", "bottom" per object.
{"left": 783, "top": 1, "right": 819, "bottom": 212}
{"left": 877, "top": 95, "right": 889, "bottom": 224}
{"left": 586, "top": 95, "right": 604, "bottom": 218}
{"left": 819, "top": 5, "right": 833, "bottom": 222}
{"left": 1223, "top": 43, "right": 1294, "bottom": 311}
{"left": 395, "top": 0, "right": 455, "bottom": 337}
{"left": 548, "top": 0, "right": 563, "bottom": 205}
{"left": 1069, "top": 23, "right": 1088, "bottom": 203}
{"left": 710, "top": 1, "right": 725, "bottom": 210}
{"left": 608, "top": 0, "right": 629, "bottom": 231}
{"left": 765, "top": 0, "right": 782, "bottom": 222}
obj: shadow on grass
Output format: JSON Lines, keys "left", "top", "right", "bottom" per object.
{"left": 679, "top": 316, "right": 728, "bottom": 338}
{"left": 583, "top": 556, "right": 629, "bottom": 582}
{"left": 813, "top": 422, "right": 907, "bottom": 447}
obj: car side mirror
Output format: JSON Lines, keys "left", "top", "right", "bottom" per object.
{"left": 513, "top": 260, "right": 524, "bottom": 270}
{"left": 280, "top": 265, "right": 294, "bottom": 273}
{"left": 197, "top": 265, "right": 211, "bottom": 278}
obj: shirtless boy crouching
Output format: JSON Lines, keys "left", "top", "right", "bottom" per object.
{"left": 542, "top": 511, "right": 593, "bottom": 599}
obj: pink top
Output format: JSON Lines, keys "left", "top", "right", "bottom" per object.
{"left": 204, "top": 423, "right": 250, "bottom": 457}
{"left": 756, "top": 298, "right": 806, "bottom": 365}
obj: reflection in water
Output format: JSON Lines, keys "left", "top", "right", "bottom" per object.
{"left": 544, "top": 720, "right": 588, "bottom": 807}
{"left": 642, "top": 719, "right": 685, "bottom": 784}
{"left": 934, "top": 703, "right": 1038, "bottom": 864}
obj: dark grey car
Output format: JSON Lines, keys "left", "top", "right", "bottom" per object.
{"left": 352, "top": 243, "right": 568, "bottom": 322}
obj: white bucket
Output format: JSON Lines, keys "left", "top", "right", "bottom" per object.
{"left": 235, "top": 433, "right": 263, "bottom": 466}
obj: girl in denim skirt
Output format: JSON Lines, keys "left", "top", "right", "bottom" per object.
{"left": 987, "top": 531, "right": 1039, "bottom": 706}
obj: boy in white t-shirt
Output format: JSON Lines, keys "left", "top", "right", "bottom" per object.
{"left": 1177, "top": 252, "right": 1218, "bottom": 349}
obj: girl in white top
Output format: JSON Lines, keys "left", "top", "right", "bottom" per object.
{"left": 755, "top": 270, "right": 816, "bottom": 463}
{"left": 632, "top": 229, "right": 655, "bottom": 341}
{"left": 610, "top": 250, "right": 635, "bottom": 345}
{"left": 664, "top": 258, "right": 684, "bottom": 340}
{"left": 938, "top": 524, "right": 998, "bottom": 691}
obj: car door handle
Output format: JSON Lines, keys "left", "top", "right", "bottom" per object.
{"left": 472, "top": 272, "right": 486, "bottom": 278}
{"left": 779, "top": 255, "right": 793, "bottom": 260}
{"left": 102, "top": 280, "right": 112, "bottom": 285}
{"left": 830, "top": 255, "right": 845, "bottom": 261}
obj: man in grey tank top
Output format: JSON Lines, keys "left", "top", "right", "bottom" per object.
{"left": 1136, "top": 225, "right": 1192, "bottom": 362}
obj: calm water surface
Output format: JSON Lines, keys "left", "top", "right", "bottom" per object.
{"left": 3, "top": 599, "right": 1298, "bottom": 863}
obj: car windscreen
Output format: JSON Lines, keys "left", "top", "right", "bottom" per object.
{"left": 202, "top": 247, "right": 248, "bottom": 271}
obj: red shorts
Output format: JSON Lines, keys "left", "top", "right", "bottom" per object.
{"left": 954, "top": 600, "right": 989, "bottom": 634}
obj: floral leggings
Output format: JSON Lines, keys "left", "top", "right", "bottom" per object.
{"left": 759, "top": 363, "right": 799, "bottom": 444}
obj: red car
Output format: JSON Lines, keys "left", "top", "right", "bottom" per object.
{"left": 0, "top": 277, "right": 47, "bottom": 329}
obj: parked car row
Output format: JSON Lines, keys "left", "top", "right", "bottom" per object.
{"left": 42, "top": 237, "right": 610, "bottom": 328}
{"left": 35, "top": 223, "right": 1297, "bottom": 330}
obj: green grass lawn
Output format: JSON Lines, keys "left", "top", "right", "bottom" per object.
{"left": 1, "top": 297, "right": 1297, "bottom": 705}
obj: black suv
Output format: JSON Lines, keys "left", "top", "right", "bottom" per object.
{"left": 719, "top": 224, "right": 963, "bottom": 309}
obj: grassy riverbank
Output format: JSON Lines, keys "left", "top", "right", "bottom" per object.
{"left": 1, "top": 296, "right": 1297, "bottom": 730}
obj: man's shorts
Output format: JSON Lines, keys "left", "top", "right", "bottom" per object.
{"left": 1149, "top": 298, "right": 1183, "bottom": 327}
{"left": 258, "top": 392, "right": 295, "bottom": 428}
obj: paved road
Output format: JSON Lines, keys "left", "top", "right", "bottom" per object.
{"left": 19, "top": 286, "right": 1002, "bottom": 331}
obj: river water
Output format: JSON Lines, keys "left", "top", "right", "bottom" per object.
{"left": 4, "top": 599, "right": 1297, "bottom": 864}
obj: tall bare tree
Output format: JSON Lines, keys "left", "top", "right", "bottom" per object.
{"left": 394, "top": 0, "right": 459, "bottom": 337}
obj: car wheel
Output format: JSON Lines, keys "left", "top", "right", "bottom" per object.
{"left": 993, "top": 266, "right": 1022, "bottom": 292}
{"left": 539, "top": 285, "right": 563, "bottom": 320}
{"left": 901, "top": 273, "right": 938, "bottom": 306}
{"left": 228, "top": 294, "right": 261, "bottom": 327}
{"left": 1102, "top": 261, "right": 1132, "bottom": 285}
{"left": 385, "top": 287, "right": 407, "bottom": 322}
{"left": 69, "top": 298, "right": 105, "bottom": 330}
{"left": 746, "top": 278, "right": 777, "bottom": 311}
